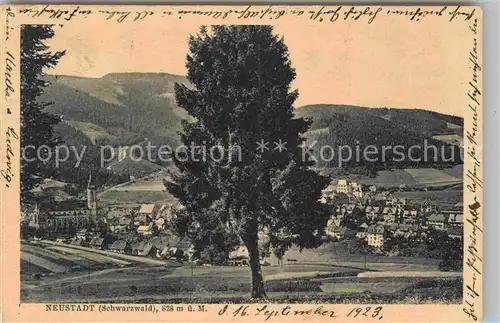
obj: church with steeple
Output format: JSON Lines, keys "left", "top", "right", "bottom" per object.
{"left": 31, "top": 173, "right": 100, "bottom": 233}
{"left": 87, "top": 171, "right": 98, "bottom": 216}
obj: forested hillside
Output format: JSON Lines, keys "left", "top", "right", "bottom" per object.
{"left": 39, "top": 74, "right": 464, "bottom": 189}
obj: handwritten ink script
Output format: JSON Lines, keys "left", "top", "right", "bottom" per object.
{"left": 18, "top": 6, "right": 92, "bottom": 21}
{"left": 2, "top": 6, "right": 17, "bottom": 187}
{"left": 5, "top": 6, "right": 15, "bottom": 41}
{"left": 16, "top": 5, "right": 476, "bottom": 24}
{"left": 218, "top": 305, "right": 384, "bottom": 321}
{"left": 462, "top": 15, "right": 482, "bottom": 322}
{"left": 4, "top": 51, "right": 15, "bottom": 100}
{"left": 3, "top": 8, "right": 15, "bottom": 114}
{"left": 0, "top": 127, "right": 18, "bottom": 187}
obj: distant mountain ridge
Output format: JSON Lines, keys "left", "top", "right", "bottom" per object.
{"left": 43, "top": 73, "right": 463, "bottom": 144}
{"left": 295, "top": 104, "right": 463, "bottom": 137}
{"left": 41, "top": 73, "right": 192, "bottom": 147}
{"left": 294, "top": 104, "right": 463, "bottom": 170}
{"left": 39, "top": 73, "right": 463, "bottom": 185}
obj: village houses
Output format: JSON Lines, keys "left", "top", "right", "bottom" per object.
{"left": 365, "top": 224, "right": 386, "bottom": 249}
{"left": 335, "top": 179, "right": 363, "bottom": 198}
{"left": 137, "top": 204, "right": 158, "bottom": 225}
{"left": 427, "top": 213, "right": 446, "bottom": 230}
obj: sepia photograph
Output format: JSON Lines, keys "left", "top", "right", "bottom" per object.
{"left": 1, "top": 4, "right": 483, "bottom": 322}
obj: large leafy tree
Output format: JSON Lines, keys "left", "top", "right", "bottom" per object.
{"left": 167, "top": 25, "right": 330, "bottom": 299}
{"left": 21, "top": 25, "right": 65, "bottom": 206}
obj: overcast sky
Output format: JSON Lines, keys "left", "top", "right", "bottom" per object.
{"left": 46, "top": 19, "right": 469, "bottom": 116}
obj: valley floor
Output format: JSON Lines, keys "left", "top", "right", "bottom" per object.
{"left": 20, "top": 242, "right": 462, "bottom": 304}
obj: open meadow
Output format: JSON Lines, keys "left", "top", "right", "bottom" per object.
{"left": 21, "top": 242, "right": 461, "bottom": 304}
{"left": 98, "top": 190, "right": 175, "bottom": 207}
{"left": 392, "top": 190, "right": 462, "bottom": 207}
{"left": 98, "top": 170, "right": 176, "bottom": 206}
{"left": 343, "top": 166, "right": 463, "bottom": 189}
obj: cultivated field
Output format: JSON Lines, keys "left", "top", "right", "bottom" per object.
{"left": 99, "top": 190, "right": 176, "bottom": 206}
{"left": 21, "top": 243, "right": 130, "bottom": 278}
{"left": 344, "top": 166, "right": 462, "bottom": 188}
{"left": 392, "top": 189, "right": 463, "bottom": 207}
{"left": 268, "top": 243, "right": 441, "bottom": 270}
{"left": 22, "top": 262, "right": 462, "bottom": 304}
{"left": 404, "top": 168, "right": 458, "bottom": 185}
{"left": 46, "top": 246, "right": 131, "bottom": 266}
{"left": 98, "top": 170, "right": 176, "bottom": 206}
{"left": 21, "top": 241, "right": 461, "bottom": 304}
{"left": 432, "top": 134, "right": 463, "bottom": 146}
{"left": 111, "top": 181, "right": 165, "bottom": 192}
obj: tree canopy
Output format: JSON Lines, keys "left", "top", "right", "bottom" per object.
{"left": 21, "top": 25, "right": 65, "bottom": 206}
{"left": 167, "top": 25, "right": 331, "bottom": 298}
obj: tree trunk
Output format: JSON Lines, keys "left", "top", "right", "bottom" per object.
{"left": 245, "top": 235, "right": 267, "bottom": 299}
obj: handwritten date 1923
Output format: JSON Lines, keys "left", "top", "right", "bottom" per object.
{"left": 218, "top": 304, "right": 383, "bottom": 321}
{"left": 346, "top": 306, "right": 384, "bottom": 320}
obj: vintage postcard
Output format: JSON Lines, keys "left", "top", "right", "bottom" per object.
{"left": 0, "top": 4, "right": 483, "bottom": 323}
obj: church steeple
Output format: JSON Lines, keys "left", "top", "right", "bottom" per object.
{"left": 32, "top": 203, "right": 40, "bottom": 226}
{"left": 87, "top": 170, "right": 95, "bottom": 189}
{"left": 87, "top": 170, "right": 97, "bottom": 216}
